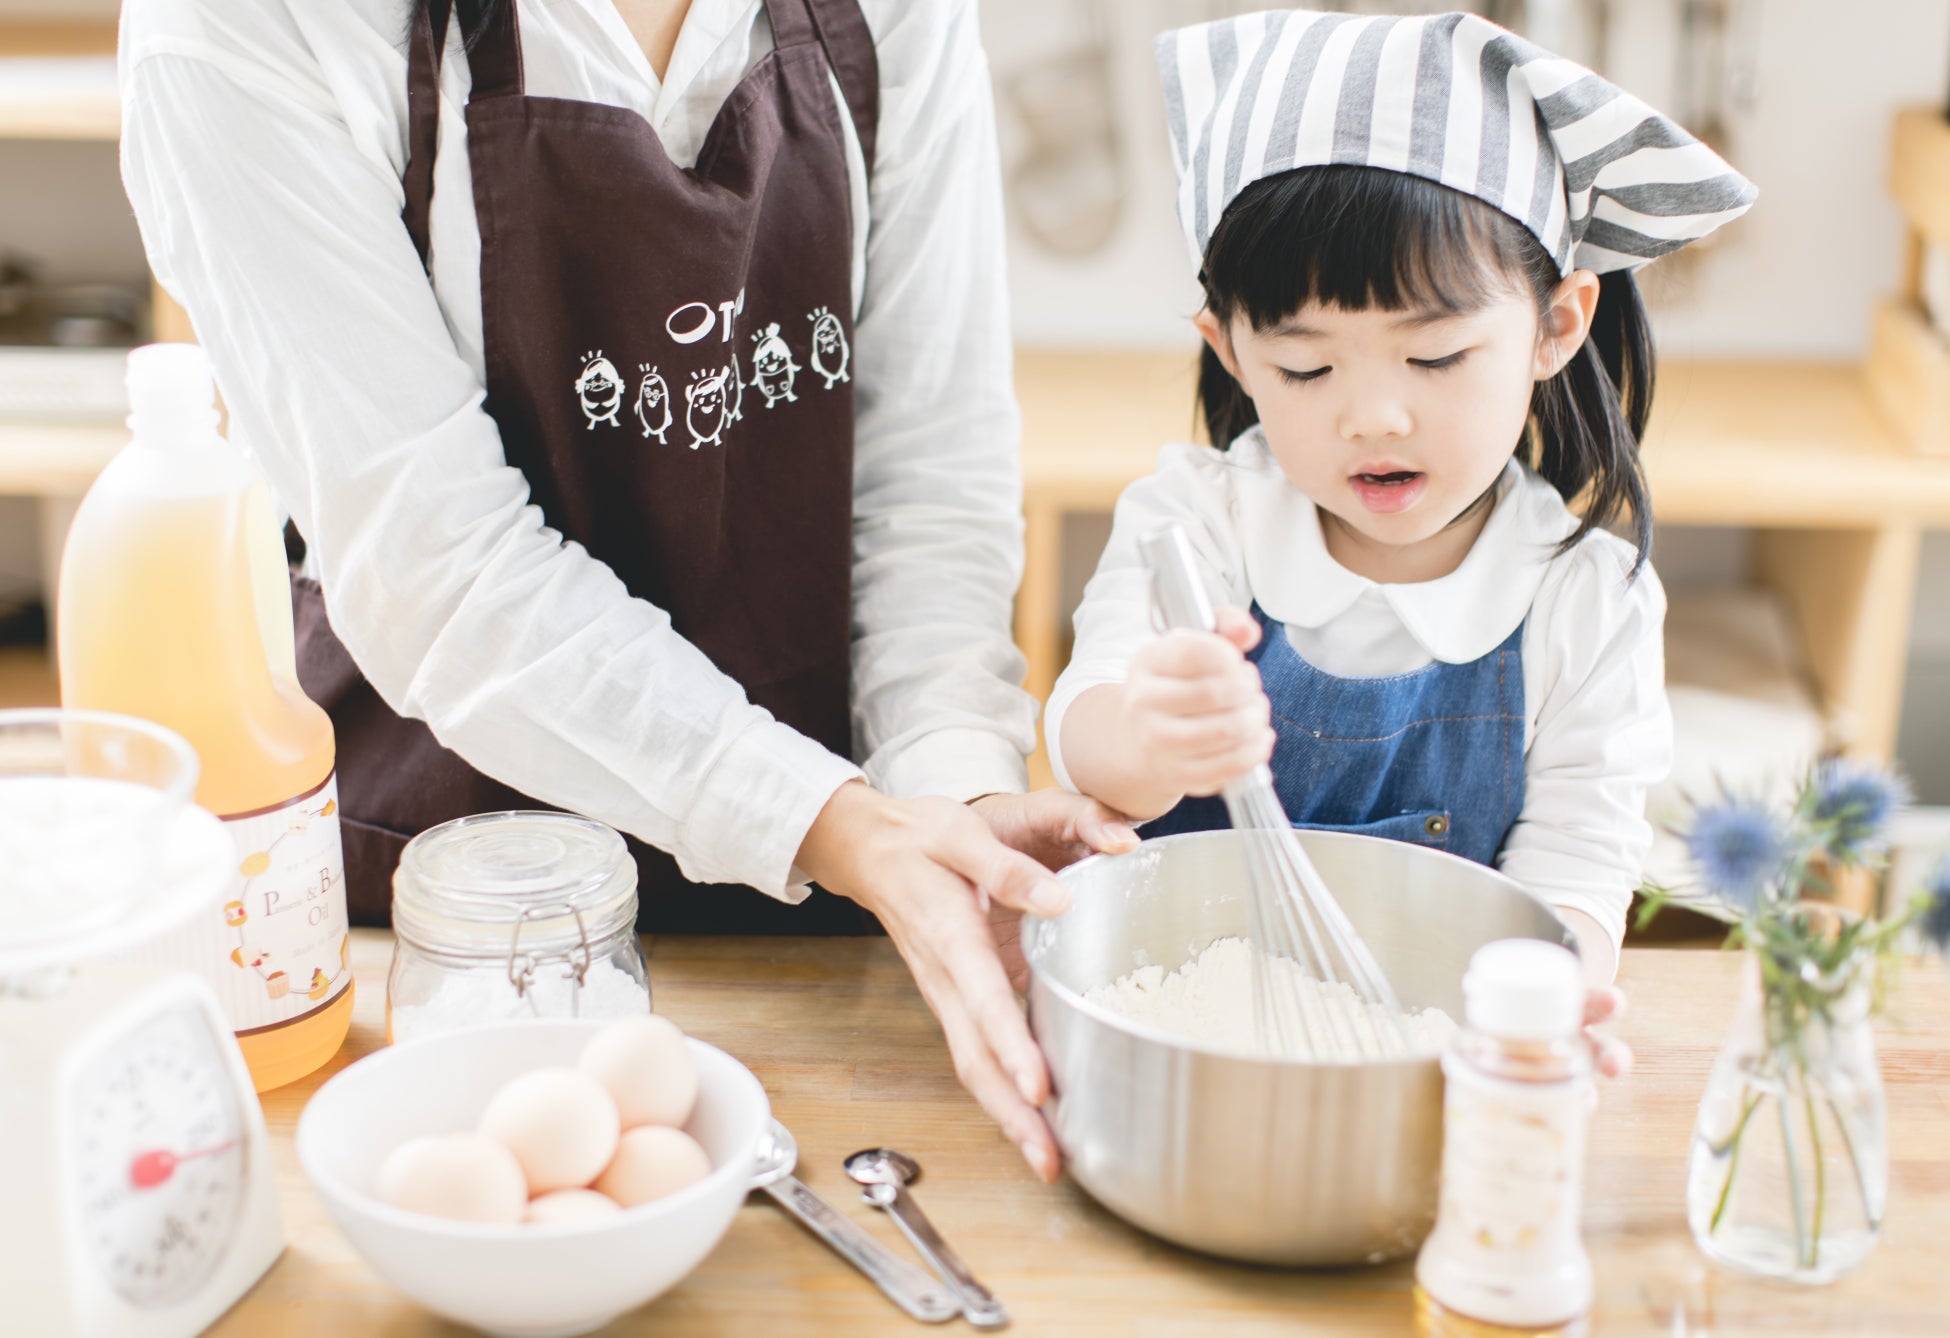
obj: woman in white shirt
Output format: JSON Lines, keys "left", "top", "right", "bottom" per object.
{"left": 119, "top": 0, "right": 1128, "bottom": 1181}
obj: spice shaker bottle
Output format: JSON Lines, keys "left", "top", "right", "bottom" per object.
{"left": 1415, "top": 938, "right": 1594, "bottom": 1330}
{"left": 387, "top": 811, "right": 650, "bottom": 1043}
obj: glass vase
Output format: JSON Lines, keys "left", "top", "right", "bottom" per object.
{"left": 1685, "top": 947, "right": 1887, "bottom": 1283}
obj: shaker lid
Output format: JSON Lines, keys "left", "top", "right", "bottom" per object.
{"left": 1461, "top": 938, "right": 1584, "bottom": 1041}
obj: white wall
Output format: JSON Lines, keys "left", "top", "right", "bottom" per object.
{"left": 984, "top": 0, "right": 1950, "bottom": 357}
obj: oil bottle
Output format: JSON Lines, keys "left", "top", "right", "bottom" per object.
{"left": 58, "top": 343, "right": 351, "bottom": 1090}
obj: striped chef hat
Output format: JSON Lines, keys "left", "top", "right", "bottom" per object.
{"left": 1158, "top": 10, "right": 1757, "bottom": 275}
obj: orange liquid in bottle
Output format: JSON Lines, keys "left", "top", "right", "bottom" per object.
{"left": 58, "top": 345, "right": 351, "bottom": 1090}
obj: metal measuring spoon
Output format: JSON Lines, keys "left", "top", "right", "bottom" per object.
{"left": 750, "top": 1121, "right": 959, "bottom": 1323}
{"left": 845, "top": 1148, "right": 1010, "bottom": 1330}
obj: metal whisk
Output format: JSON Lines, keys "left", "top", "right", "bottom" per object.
{"left": 1139, "top": 524, "right": 1410, "bottom": 1062}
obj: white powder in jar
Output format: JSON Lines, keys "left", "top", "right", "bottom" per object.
{"left": 1083, "top": 935, "right": 1456, "bottom": 1061}
{"left": 390, "top": 958, "right": 650, "bottom": 1043}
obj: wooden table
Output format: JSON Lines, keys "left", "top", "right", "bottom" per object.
{"left": 220, "top": 930, "right": 1950, "bottom": 1336}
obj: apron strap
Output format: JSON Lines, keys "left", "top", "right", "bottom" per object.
{"left": 768, "top": 0, "right": 880, "bottom": 179}
{"left": 457, "top": 0, "right": 525, "bottom": 100}
{"left": 400, "top": 0, "right": 453, "bottom": 269}
{"left": 402, "top": 0, "right": 876, "bottom": 268}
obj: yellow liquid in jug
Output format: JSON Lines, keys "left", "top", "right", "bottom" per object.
{"left": 59, "top": 474, "right": 353, "bottom": 1091}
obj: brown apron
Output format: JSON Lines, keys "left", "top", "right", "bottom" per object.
{"left": 293, "top": 0, "right": 880, "bottom": 933}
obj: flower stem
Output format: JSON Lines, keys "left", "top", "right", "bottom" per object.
{"left": 1708, "top": 1086, "right": 1766, "bottom": 1233}
{"left": 1825, "top": 1091, "right": 1881, "bottom": 1228}
{"left": 1804, "top": 1086, "right": 1826, "bottom": 1269}
{"left": 1777, "top": 1078, "right": 1810, "bottom": 1270}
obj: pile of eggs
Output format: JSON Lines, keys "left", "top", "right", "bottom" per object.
{"left": 376, "top": 1014, "right": 710, "bottom": 1226}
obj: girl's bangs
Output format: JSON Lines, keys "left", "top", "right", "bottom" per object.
{"left": 1203, "top": 166, "right": 1535, "bottom": 329}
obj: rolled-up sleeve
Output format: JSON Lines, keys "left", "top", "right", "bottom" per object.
{"left": 845, "top": 0, "right": 1037, "bottom": 804}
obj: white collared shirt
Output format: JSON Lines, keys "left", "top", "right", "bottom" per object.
{"left": 1047, "top": 433, "right": 1673, "bottom": 953}
{"left": 118, "top": 0, "right": 1034, "bottom": 900}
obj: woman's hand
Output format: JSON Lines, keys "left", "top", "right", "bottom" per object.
{"left": 968, "top": 789, "right": 1140, "bottom": 992}
{"left": 1061, "top": 606, "right": 1275, "bottom": 821}
{"left": 795, "top": 781, "right": 1074, "bottom": 1182}
{"left": 967, "top": 789, "right": 1140, "bottom": 878}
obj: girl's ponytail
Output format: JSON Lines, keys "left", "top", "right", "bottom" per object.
{"left": 1197, "top": 341, "right": 1258, "bottom": 450}
{"left": 1528, "top": 268, "right": 1655, "bottom": 573}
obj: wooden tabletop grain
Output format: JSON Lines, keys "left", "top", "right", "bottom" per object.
{"left": 213, "top": 930, "right": 1950, "bottom": 1337}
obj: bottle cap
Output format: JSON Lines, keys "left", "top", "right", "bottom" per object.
{"left": 125, "top": 343, "right": 217, "bottom": 431}
{"left": 1461, "top": 938, "right": 1585, "bottom": 1040}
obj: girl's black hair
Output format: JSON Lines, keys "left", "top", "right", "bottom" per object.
{"left": 415, "top": 0, "right": 506, "bottom": 50}
{"left": 1196, "top": 165, "right": 1654, "bottom": 572}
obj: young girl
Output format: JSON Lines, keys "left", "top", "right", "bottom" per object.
{"left": 1048, "top": 10, "right": 1756, "bottom": 985}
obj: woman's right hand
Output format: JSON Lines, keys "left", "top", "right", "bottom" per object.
{"left": 794, "top": 780, "right": 1074, "bottom": 1182}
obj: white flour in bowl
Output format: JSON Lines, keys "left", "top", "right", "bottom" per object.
{"left": 1082, "top": 935, "right": 1456, "bottom": 1061}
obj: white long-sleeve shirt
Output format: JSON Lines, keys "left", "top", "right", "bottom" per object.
{"left": 1046, "top": 435, "right": 1672, "bottom": 954}
{"left": 118, "top": 0, "right": 1035, "bottom": 901}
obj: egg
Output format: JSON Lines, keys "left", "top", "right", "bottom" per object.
{"left": 579, "top": 1014, "right": 699, "bottom": 1129}
{"left": 479, "top": 1067, "right": 621, "bottom": 1194}
{"left": 375, "top": 1133, "right": 527, "bottom": 1224}
{"left": 524, "top": 1188, "right": 624, "bottom": 1226}
{"left": 594, "top": 1125, "right": 713, "bottom": 1208}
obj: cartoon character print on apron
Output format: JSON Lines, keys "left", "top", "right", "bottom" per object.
{"left": 292, "top": 0, "right": 880, "bottom": 932}
{"left": 1142, "top": 605, "right": 1527, "bottom": 867}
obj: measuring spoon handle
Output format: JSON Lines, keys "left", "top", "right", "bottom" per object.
{"left": 763, "top": 1177, "right": 960, "bottom": 1323}
{"left": 866, "top": 1182, "right": 1010, "bottom": 1330}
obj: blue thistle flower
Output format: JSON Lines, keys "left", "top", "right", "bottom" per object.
{"left": 1922, "top": 861, "right": 1950, "bottom": 954}
{"left": 1810, "top": 759, "right": 1910, "bottom": 864}
{"left": 1685, "top": 797, "right": 1789, "bottom": 912}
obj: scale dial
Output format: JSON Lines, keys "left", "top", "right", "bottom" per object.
{"left": 68, "top": 999, "right": 248, "bottom": 1308}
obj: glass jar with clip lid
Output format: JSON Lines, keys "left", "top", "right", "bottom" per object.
{"left": 386, "top": 811, "right": 650, "bottom": 1044}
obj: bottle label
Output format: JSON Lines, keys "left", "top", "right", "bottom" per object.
{"left": 209, "top": 773, "right": 350, "bottom": 1033}
{"left": 1428, "top": 1062, "right": 1590, "bottom": 1303}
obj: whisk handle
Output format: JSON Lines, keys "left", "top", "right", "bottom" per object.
{"left": 1138, "top": 525, "right": 1217, "bottom": 633}
{"left": 1220, "top": 765, "right": 1278, "bottom": 809}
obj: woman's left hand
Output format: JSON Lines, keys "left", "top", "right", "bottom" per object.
{"left": 968, "top": 789, "right": 1140, "bottom": 875}
{"left": 1585, "top": 985, "right": 1633, "bottom": 1079}
{"left": 970, "top": 790, "right": 1139, "bottom": 992}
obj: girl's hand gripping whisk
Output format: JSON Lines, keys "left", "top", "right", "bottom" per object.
{"left": 1138, "top": 524, "right": 1413, "bottom": 1062}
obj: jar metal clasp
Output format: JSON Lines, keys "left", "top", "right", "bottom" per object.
{"left": 505, "top": 901, "right": 594, "bottom": 1017}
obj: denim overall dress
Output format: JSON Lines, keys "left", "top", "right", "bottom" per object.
{"left": 1141, "top": 603, "right": 1527, "bottom": 866}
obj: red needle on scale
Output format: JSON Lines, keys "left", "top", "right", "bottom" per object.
{"left": 129, "top": 1142, "right": 236, "bottom": 1190}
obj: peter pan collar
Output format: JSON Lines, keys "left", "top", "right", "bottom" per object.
{"left": 1227, "top": 431, "right": 1577, "bottom": 665}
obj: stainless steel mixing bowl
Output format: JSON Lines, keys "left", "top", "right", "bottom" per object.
{"left": 1025, "top": 828, "right": 1575, "bottom": 1267}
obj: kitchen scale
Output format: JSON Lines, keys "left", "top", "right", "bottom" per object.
{"left": 0, "top": 710, "right": 284, "bottom": 1337}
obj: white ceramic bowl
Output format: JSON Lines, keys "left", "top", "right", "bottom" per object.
{"left": 297, "top": 1020, "right": 769, "bottom": 1338}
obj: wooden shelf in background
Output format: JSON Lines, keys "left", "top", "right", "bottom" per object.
{"left": 0, "top": 21, "right": 118, "bottom": 142}
{"left": 0, "top": 418, "right": 125, "bottom": 496}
